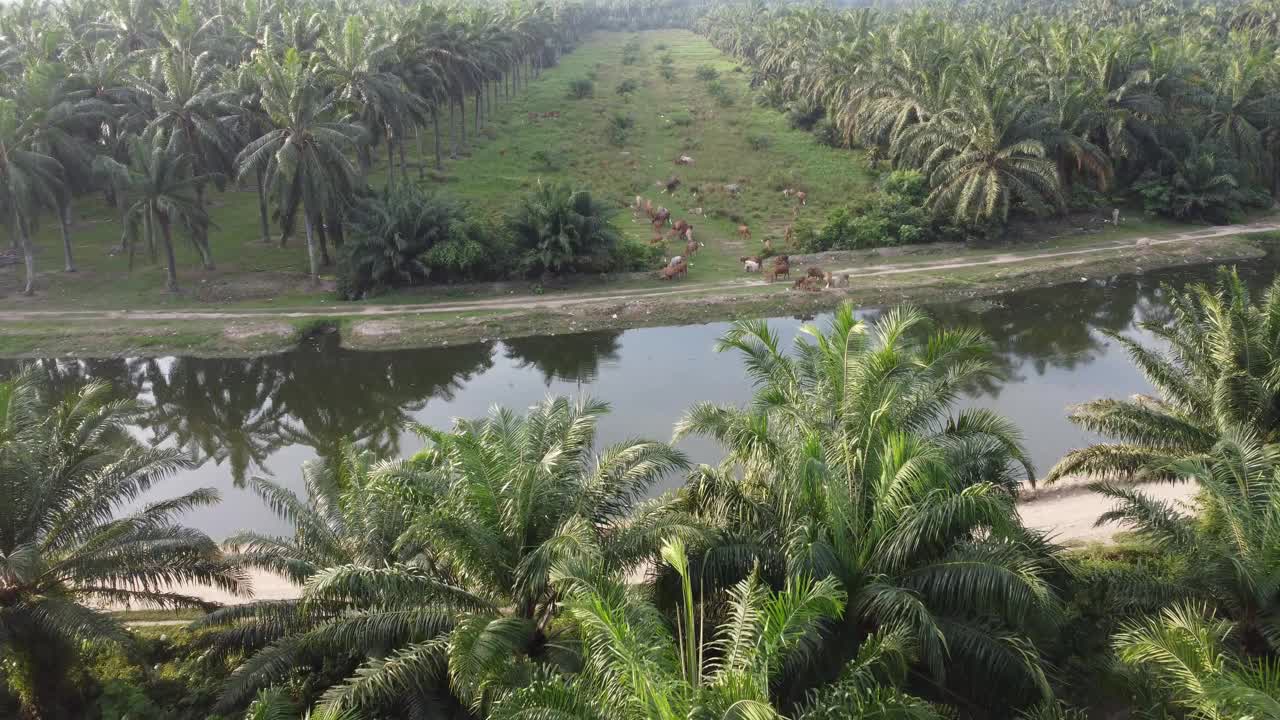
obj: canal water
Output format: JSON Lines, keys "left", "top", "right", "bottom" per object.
{"left": 5, "top": 260, "right": 1274, "bottom": 538}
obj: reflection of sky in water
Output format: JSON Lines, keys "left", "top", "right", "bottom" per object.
{"left": 7, "top": 261, "right": 1276, "bottom": 539}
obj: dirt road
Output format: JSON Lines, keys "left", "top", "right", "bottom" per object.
{"left": 7, "top": 220, "right": 1278, "bottom": 323}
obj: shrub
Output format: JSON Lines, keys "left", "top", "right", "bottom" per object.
{"left": 659, "top": 64, "right": 676, "bottom": 81}
{"left": 695, "top": 64, "right": 719, "bottom": 81}
{"left": 607, "top": 112, "right": 635, "bottom": 145}
{"left": 530, "top": 148, "right": 563, "bottom": 172}
{"left": 610, "top": 239, "right": 665, "bottom": 272}
{"left": 659, "top": 53, "right": 674, "bottom": 66}
{"left": 654, "top": 42, "right": 668, "bottom": 50}
{"left": 707, "top": 80, "right": 734, "bottom": 106}
{"left": 746, "top": 133, "right": 771, "bottom": 151}
{"left": 786, "top": 100, "right": 825, "bottom": 131}
{"left": 567, "top": 78, "right": 594, "bottom": 99}
{"left": 804, "top": 171, "right": 944, "bottom": 251}
{"left": 615, "top": 78, "right": 639, "bottom": 96}
{"left": 508, "top": 182, "right": 621, "bottom": 276}
{"left": 812, "top": 119, "right": 842, "bottom": 148}
{"left": 669, "top": 111, "right": 693, "bottom": 127}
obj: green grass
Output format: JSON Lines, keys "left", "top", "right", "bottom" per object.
{"left": 0, "top": 30, "right": 871, "bottom": 309}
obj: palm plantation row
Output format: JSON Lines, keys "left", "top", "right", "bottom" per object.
{"left": 699, "top": 0, "right": 1280, "bottom": 229}
{"left": 3, "top": 267, "right": 1280, "bottom": 719}
{"left": 0, "top": 0, "right": 678, "bottom": 295}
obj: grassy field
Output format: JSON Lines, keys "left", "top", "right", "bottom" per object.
{"left": 0, "top": 30, "right": 871, "bottom": 310}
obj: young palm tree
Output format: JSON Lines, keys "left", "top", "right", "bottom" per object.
{"left": 1048, "top": 267, "right": 1280, "bottom": 483}
{"left": 674, "top": 305, "right": 1060, "bottom": 708}
{"left": 1114, "top": 604, "right": 1280, "bottom": 719}
{"left": 0, "top": 98, "right": 67, "bottom": 296}
{"left": 0, "top": 372, "right": 244, "bottom": 719}
{"left": 214, "top": 396, "right": 692, "bottom": 716}
{"left": 508, "top": 181, "right": 621, "bottom": 276}
{"left": 236, "top": 48, "right": 365, "bottom": 283}
{"left": 491, "top": 538, "right": 941, "bottom": 720}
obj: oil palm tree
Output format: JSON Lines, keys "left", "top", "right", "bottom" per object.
{"left": 0, "top": 372, "right": 244, "bottom": 719}
{"left": 1114, "top": 604, "right": 1280, "bottom": 719}
{"left": 111, "top": 130, "right": 214, "bottom": 290}
{"left": 892, "top": 86, "right": 1063, "bottom": 225}
{"left": 491, "top": 538, "right": 941, "bottom": 720}
{"left": 0, "top": 98, "right": 66, "bottom": 296}
{"left": 236, "top": 48, "right": 365, "bottom": 283}
{"left": 674, "top": 305, "right": 1060, "bottom": 709}
{"left": 1048, "top": 267, "right": 1280, "bottom": 483}
{"left": 508, "top": 181, "right": 621, "bottom": 276}
{"left": 1090, "top": 429, "right": 1280, "bottom": 656}
{"left": 132, "top": 47, "right": 235, "bottom": 269}
{"left": 215, "top": 396, "right": 693, "bottom": 716}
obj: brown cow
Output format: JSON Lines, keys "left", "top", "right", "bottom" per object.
{"left": 737, "top": 224, "right": 751, "bottom": 241}
{"left": 796, "top": 190, "right": 807, "bottom": 206}
{"left": 652, "top": 207, "right": 672, "bottom": 227}
{"left": 660, "top": 259, "right": 688, "bottom": 280}
{"left": 767, "top": 255, "right": 790, "bottom": 283}
{"left": 762, "top": 237, "right": 773, "bottom": 254}
{"left": 671, "top": 219, "right": 692, "bottom": 237}
{"left": 806, "top": 266, "right": 825, "bottom": 279}
{"left": 792, "top": 276, "right": 822, "bottom": 291}
{"left": 685, "top": 238, "right": 699, "bottom": 257}
{"left": 662, "top": 176, "right": 681, "bottom": 194}
{"left": 824, "top": 272, "right": 849, "bottom": 289}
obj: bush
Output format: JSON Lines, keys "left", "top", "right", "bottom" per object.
{"left": 567, "top": 78, "right": 594, "bottom": 99}
{"left": 786, "top": 100, "right": 825, "bottom": 131}
{"left": 805, "top": 171, "right": 945, "bottom": 251}
{"left": 669, "top": 111, "right": 693, "bottom": 127}
{"left": 508, "top": 182, "right": 621, "bottom": 276}
{"left": 659, "top": 64, "right": 676, "bottom": 81}
{"left": 812, "top": 119, "right": 842, "bottom": 148}
{"left": 707, "top": 80, "right": 734, "bottom": 106}
{"left": 338, "top": 186, "right": 511, "bottom": 298}
{"left": 615, "top": 78, "right": 639, "bottom": 96}
{"left": 695, "top": 64, "right": 719, "bottom": 81}
{"left": 607, "top": 112, "right": 635, "bottom": 145}
{"left": 530, "top": 148, "right": 563, "bottom": 172}
{"left": 746, "top": 133, "right": 771, "bottom": 151}
{"left": 610, "top": 239, "right": 665, "bottom": 272}
{"left": 659, "top": 53, "right": 674, "bottom": 66}
{"left": 654, "top": 42, "right": 668, "bottom": 50}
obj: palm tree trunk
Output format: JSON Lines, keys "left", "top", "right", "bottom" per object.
{"left": 59, "top": 204, "right": 76, "bottom": 272}
{"left": 256, "top": 167, "right": 271, "bottom": 243}
{"left": 17, "top": 212, "right": 35, "bottom": 296}
{"left": 303, "top": 212, "right": 320, "bottom": 285}
{"left": 416, "top": 126, "right": 426, "bottom": 179}
{"left": 458, "top": 96, "right": 467, "bottom": 150}
{"left": 158, "top": 213, "right": 179, "bottom": 292}
{"left": 433, "top": 107, "right": 443, "bottom": 170}
{"left": 399, "top": 135, "right": 409, "bottom": 180}
{"left": 386, "top": 133, "right": 395, "bottom": 192}
{"left": 475, "top": 89, "right": 482, "bottom": 132}
{"left": 315, "top": 212, "right": 331, "bottom": 266}
{"left": 449, "top": 100, "right": 458, "bottom": 158}
{"left": 194, "top": 184, "right": 214, "bottom": 269}
{"left": 327, "top": 206, "right": 345, "bottom": 249}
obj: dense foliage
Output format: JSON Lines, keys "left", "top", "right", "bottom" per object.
{"left": 700, "top": 0, "right": 1280, "bottom": 231}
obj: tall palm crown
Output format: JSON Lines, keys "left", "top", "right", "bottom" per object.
{"left": 0, "top": 372, "right": 243, "bottom": 719}
{"left": 212, "top": 396, "right": 692, "bottom": 716}
{"left": 1048, "top": 267, "right": 1280, "bottom": 483}
{"left": 235, "top": 48, "right": 365, "bottom": 283}
{"left": 673, "top": 305, "right": 1060, "bottom": 708}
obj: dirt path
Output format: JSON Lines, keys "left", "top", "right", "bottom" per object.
{"left": 6, "top": 220, "right": 1278, "bottom": 323}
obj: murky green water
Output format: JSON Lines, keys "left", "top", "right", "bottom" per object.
{"left": 6, "top": 260, "right": 1275, "bottom": 537}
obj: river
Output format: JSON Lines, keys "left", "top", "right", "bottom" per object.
{"left": 4, "top": 259, "right": 1273, "bottom": 540}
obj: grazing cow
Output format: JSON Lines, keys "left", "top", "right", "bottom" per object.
{"left": 671, "top": 219, "right": 693, "bottom": 239}
{"left": 824, "top": 272, "right": 849, "bottom": 289}
{"left": 660, "top": 259, "right": 688, "bottom": 280}
{"left": 692, "top": 207, "right": 704, "bottom": 216}
{"left": 685, "top": 238, "right": 699, "bottom": 257}
{"left": 784, "top": 224, "right": 794, "bottom": 245}
{"left": 762, "top": 236, "right": 773, "bottom": 254}
{"left": 668, "top": 255, "right": 684, "bottom": 268}
{"left": 806, "top": 266, "right": 825, "bottom": 279}
{"left": 796, "top": 190, "right": 807, "bottom": 206}
{"left": 743, "top": 259, "right": 760, "bottom": 272}
{"left": 662, "top": 176, "right": 681, "bottom": 194}
{"left": 652, "top": 207, "right": 672, "bottom": 227}
{"left": 739, "top": 255, "right": 762, "bottom": 265}
{"left": 643, "top": 198, "right": 655, "bottom": 219}
{"left": 527, "top": 112, "right": 539, "bottom": 122}
{"left": 725, "top": 183, "right": 742, "bottom": 195}
{"left": 737, "top": 224, "right": 751, "bottom": 241}
{"left": 675, "top": 154, "right": 695, "bottom": 165}
{"left": 792, "top": 276, "right": 822, "bottom": 291}
{"left": 767, "top": 256, "right": 790, "bottom": 282}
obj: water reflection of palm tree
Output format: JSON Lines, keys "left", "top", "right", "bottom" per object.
{"left": 502, "top": 330, "right": 623, "bottom": 387}
{"left": 135, "top": 357, "right": 290, "bottom": 487}
{"left": 274, "top": 335, "right": 497, "bottom": 464}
